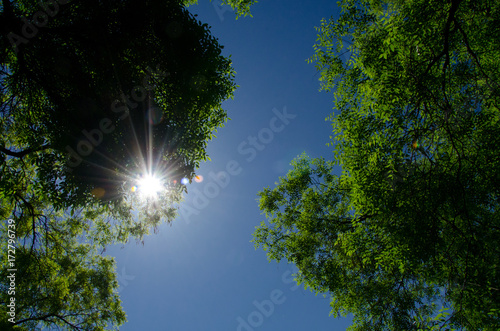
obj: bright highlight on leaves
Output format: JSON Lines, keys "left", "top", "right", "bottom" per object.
{"left": 256, "top": 0, "right": 500, "bottom": 330}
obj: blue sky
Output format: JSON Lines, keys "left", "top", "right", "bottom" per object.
{"left": 105, "top": 1, "right": 353, "bottom": 330}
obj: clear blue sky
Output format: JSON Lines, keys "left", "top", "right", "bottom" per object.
{"left": 106, "top": 1, "right": 353, "bottom": 329}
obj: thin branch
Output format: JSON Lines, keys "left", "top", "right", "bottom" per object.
{"left": 54, "top": 314, "right": 83, "bottom": 330}
{"left": 0, "top": 144, "right": 51, "bottom": 158}
{"left": 442, "top": 0, "right": 462, "bottom": 71}
{"left": 421, "top": 0, "right": 461, "bottom": 80}
{"left": 455, "top": 19, "right": 500, "bottom": 93}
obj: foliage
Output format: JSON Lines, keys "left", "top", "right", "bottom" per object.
{"left": 186, "top": 0, "right": 258, "bottom": 18}
{"left": 1, "top": 0, "right": 236, "bottom": 240}
{"left": 254, "top": 0, "right": 500, "bottom": 330}
{"left": 0, "top": 0, "right": 238, "bottom": 329}
{"left": 0, "top": 214, "right": 126, "bottom": 330}
{"left": 0, "top": 171, "right": 127, "bottom": 330}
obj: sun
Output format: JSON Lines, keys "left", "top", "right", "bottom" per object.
{"left": 137, "top": 174, "right": 163, "bottom": 197}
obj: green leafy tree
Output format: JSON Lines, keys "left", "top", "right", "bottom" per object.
{"left": 1, "top": 0, "right": 236, "bottom": 238}
{"left": 0, "top": 163, "right": 127, "bottom": 329}
{"left": 186, "top": 0, "right": 258, "bottom": 18}
{"left": 254, "top": 0, "right": 500, "bottom": 330}
{"left": 0, "top": 214, "right": 126, "bottom": 330}
{"left": 0, "top": 0, "right": 238, "bottom": 329}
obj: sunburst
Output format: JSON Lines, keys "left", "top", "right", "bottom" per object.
{"left": 136, "top": 173, "right": 163, "bottom": 197}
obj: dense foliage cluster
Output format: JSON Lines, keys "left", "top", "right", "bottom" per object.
{"left": 254, "top": 0, "right": 500, "bottom": 329}
{"left": 0, "top": 0, "right": 235, "bottom": 329}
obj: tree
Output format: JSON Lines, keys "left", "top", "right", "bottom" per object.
{"left": 0, "top": 213, "right": 126, "bottom": 330}
{"left": 1, "top": 0, "right": 237, "bottom": 329}
{"left": 186, "top": 0, "right": 257, "bottom": 18}
{"left": 0, "top": 145, "right": 128, "bottom": 328}
{"left": 253, "top": 0, "right": 500, "bottom": 330}
{"left": 1, "top": 0, "right": 236, "bottom": 238}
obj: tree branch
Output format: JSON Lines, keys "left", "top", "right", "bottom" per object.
{"left": 15, "top": 312, "right": 83, "bottom": 330}
{"left": 442, "top": 0, "right": 462, "bottom": 71}
{"left": 455, "top": 19, "right": 500, "bottom": 94}
{"left": 54, "top": 314, "right": 83, "bottom": 330}
{"left": 0, "top": 144, "right": 51, "bottom": 158}
{"left": 422, "top": 0, "right": 462, "bottom": 78}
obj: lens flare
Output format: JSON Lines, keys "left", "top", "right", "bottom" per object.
{"left": 194, "top": 175, "right": 203, "bottom": 183}
{"left": 181, "top": 178, "right": 189, "bottom": 185}
{"left": 148, "top": 106, "right": 163, "bottom": 125}
{"left": 91, "top": 187, "right": 106, "bottom": 199}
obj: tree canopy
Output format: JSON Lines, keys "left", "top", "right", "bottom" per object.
{"left": 254, "top": 0, "right": 500, "bottom": 330}
{"left": 1, "top": 0, "right": 236, "bottom": 329}
{"left": 186, "top": 0, "right": 257, "bottom": 18}
{"left": 1, "top": 0, "right": 237, "bottom": 240}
